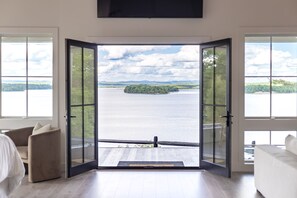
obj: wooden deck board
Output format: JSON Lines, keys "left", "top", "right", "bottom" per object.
{"left": 99, "top": 147, "right": 200, "bottom": 167}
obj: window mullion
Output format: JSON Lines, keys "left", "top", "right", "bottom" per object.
{"left": 0, "top": 36, "right": 2, "bottom": 118}
{"left": 269, "top": 36, "right": 273, "bottom": 118}
{"left": 26, "top": 37, "right": 29, "bottom": 118}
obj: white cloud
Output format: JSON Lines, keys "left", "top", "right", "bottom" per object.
{"left": 98, "top": 45, "right": 167, "bottom": 59}
{"left": 98, "top": 45, "right": 200, "bottom": 82}
{"left": 245, "top": 44, "right": 297, "bottom": 76}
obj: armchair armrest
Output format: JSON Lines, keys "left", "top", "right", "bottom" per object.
{"left": 5, "top": 127, "right": 34, "bottom": 146}
{"left": 28, "top": 128, "right": 61, "bottom": 182}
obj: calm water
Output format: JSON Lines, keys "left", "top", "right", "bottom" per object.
{"left": 3, "top": 89, "right": 295, "bottom": 146}
{"left": 98, "top": 88, "right": 200, "bottom": 143}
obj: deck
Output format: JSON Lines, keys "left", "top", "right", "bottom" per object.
{"left": 99, "top": 147, "right": 200, "bottom": 167}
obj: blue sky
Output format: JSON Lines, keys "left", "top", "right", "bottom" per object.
{"left": 97, "top": 45, "right": 200, "bottom": 82}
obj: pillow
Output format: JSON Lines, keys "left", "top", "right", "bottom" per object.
{"left": 32, "top": 123, "right": 51, "bottom": 135}
{"left": 285, "top": 135, "right": 297, "bottom": 156}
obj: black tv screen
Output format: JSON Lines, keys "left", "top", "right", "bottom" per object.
{"left": 98, "top": 0, "right": 203, "bottom": 18}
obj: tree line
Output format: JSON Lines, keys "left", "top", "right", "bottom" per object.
{"left": 2, "top": 83, "right": 52, "bottom": 91}
{"left": 124, "top": 84, "right": 179, "bottom": 94}
{"left": 245, "top": 79, "right": 297, "bottom": 93}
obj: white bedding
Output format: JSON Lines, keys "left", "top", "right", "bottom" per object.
{"left": 0, "top": 134, "right": 25, "bottom": 197}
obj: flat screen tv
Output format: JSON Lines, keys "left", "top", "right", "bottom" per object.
{"left": 97, "top": 0, "right": 203, "bottom": 18}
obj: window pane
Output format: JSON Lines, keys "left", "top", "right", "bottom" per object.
{"left": 245, "top": 36, "right": 270, "bottom": 76}
{"left": 244, "top": 131, "right": 270, "bottom": 145}
{"left": 244, "top": 131, "right": 270, "bottom": 163}
{"left": 271, "top": 131, "right": 296, "bottom": 145}
{"left": 1, "top": 77, "right": 26, "bottom": 116}
{"left": 203, "top": 47, "right": 214, "bottom": 105}
{"left": 71, "top": 106, "right": 83, "bottom": 167}
{"left": 272, "top": 36, "right": 297, "bottom": 76}
{"left": 215, "top": 46, "right": 227, "bottom": 105}
{"left": 245, "top": 77, "right": 270, "bottom": 117}
{"left": 272, "top": 77, "right": 297, "bottom": 117}
{"left": 84, "top": 105, "right": 95, "bottom": 162}
{"left": 70, "top": 46, "right": 82, "bottom": 105}
{"left": 84, "top": 48, "right": 95, "bottom": 104}
{"left": 28, "top": 77, "right": 52, "bottom": 117}
{"left": 28, "top": 37, "right": 53, "bottom": 76}
{"left": 1, "top": 37, "right": 26, "bottom": 76}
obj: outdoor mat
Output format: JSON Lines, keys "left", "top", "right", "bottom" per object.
{"left": 117, "top": 161, "right": 184, "bottom": 167}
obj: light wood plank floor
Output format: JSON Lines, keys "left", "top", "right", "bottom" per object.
{"left": 99, "top": 147, "right": 199, "bottom": 167}
{"left": 9, "top": 170, "right": 263, "bottom": 198}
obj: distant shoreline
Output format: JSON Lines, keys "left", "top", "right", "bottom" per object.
{"left": 124, "top": 84, "right": 179, "bottom": 95}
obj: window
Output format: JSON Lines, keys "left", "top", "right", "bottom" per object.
{"left": 243, "top": 34, "right": 297, "bottom": 165}
{"left": 0, "top": 36, "right": 53, "bottom": 117}
{"left": 245, "top": 36, "right": 297, "bottom": 118}
{"left": 244, "top": 130, "right": 297, "bottom": 163}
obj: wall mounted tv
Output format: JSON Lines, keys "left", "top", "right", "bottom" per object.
{"left": 97, "top": 0, "right": 203, "bottom": 18}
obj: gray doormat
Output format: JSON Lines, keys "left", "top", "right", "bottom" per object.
{"left": 117, "top": 161, "right": 184, "bottom": 167}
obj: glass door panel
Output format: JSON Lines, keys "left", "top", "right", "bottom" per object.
{"left": 66, "top": 39, "right": 98, "bottom": 177}
{"left": 200, "top": 38, "right": 232, "bottom": 177}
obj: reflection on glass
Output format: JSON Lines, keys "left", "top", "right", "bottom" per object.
{"left": 28, "top": 37, "right": 53, "bottom": 76}
{"left": 28, "top": 77, "right": 52, "bottom": 117}
{"left": 84, "top": 48, "right": 95, "bottom": 104}
{"left": 203, "top": 106, "right": 213, "bottom": 163}
{"left": 203, "top": 47, "right": 214, "bottom": 105}
{"left": 215, "top": 106, "right": 227, "bottom": 166}
{"left": 71, "top": 46, "right": 82, "bottom": 105}
{"left": 84, "top": 106, "right": 95, "bottom": 162}
{"left": 272, "top": 36, "right": 297, "bottom": 76}
{"left": 1, "top": 77, "right": 26, "bottom": 116}
{"left": 245, "top": 77, "right": 270, "bottom": 117}
{"left": 214, "top": 46, "right": 227, "bottom": 105}
{"left": 71, "top": 106, "right": 83, "bottom": 167}
{"left": 272, "top": 77, "right": 297, "bottom": 117}
{"left": 1, "top": 37, "right": 26, "bottom": 76}
{"left": 245, "top": 36, "right": 270, "bottom": 76}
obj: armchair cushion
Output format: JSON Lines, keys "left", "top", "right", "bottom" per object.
{"left": 5, "top": 127, "right": 33, "bottom": 146}
{"left": 17, "top": 146, "right": 28, "bottom": 161}
{"left": 32, "top": 123, "right": 51, "bottom": 135}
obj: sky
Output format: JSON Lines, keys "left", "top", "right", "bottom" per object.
{"left": 245, "top": 41, "right": 297, "bottom": 80}
{"left": 2, "top": 39, "right": 297, "bottom": 83}
{"left": 97, "top": 45, "right": 200, "bottom": 82}
{"left": 1, "top": 39, "right": 52, "bottom": 77}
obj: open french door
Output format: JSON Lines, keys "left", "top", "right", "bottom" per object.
{"left": 199, "top": 38, "right": 232, "bottom": 177}
{"left": 66, "top": 39, "right": 98, "bottom": 177}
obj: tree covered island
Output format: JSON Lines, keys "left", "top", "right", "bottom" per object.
{"left": 2, "top": 83, "right": 52, "bottom": 91}
{"left": 245, "top": 79, "right": 297, "bottom": 93}
{"left": 124, "top": 84, "right": 179, "bottom": 94}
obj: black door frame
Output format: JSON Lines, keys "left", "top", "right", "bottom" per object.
{"left": 66, "top": 39, "right": 98, "bottom": 177}
{"left": 199, "top": 38, "right": 232, "bottom": 177}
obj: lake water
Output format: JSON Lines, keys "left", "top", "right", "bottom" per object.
{"left": 3, "top": 88, "right": 296, "bottom": 147}
{"left": 98, "top": 88, "right": 200, "bottom": 143}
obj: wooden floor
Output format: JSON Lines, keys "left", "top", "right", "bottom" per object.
{"left": 99, "top": 147, "right": 200, "bottom": 167}
{"left": 9, "top": 170, "right": 263, "bottom": 198}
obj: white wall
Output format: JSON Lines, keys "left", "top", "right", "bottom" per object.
{"left": 1, "top": 0, "right": 297, "bottom": 172}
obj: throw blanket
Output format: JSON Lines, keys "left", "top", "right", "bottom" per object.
{"left": 0, "top": 134, "right": 25, "bottom": 197}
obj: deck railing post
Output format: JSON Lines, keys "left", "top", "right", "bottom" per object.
{"left": 154, "top": 136, "right": 158, "bottom": 147}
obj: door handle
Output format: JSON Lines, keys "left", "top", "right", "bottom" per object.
{"left": 220, "top": 111, "right": 233, "bottom": 126}
{"left": 64, "top": 115, "right": 77, "bottom": 118}
{"left": 220, "top": 115, "right": 234, "bottom": 118}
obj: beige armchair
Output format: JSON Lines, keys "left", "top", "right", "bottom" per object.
{"left": 5, "top": 127, "right": 61, "bottom": 183}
